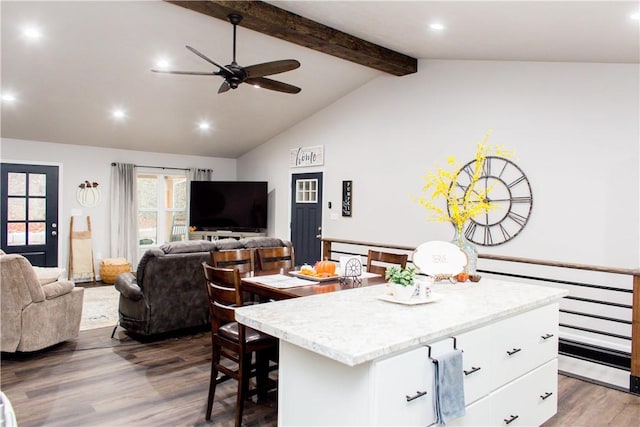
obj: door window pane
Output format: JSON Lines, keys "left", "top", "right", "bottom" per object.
{"left": 28, "top": 198, "right": 46, "bottom": 220}
{"left": 28, "top": 222, "right": 46, "bottom": 245}
{"left": 138, "top": 211, "right": 157, "bottom": 245}
{"left": 296, "top": 179, "right": 318, "bottom": 203}
{"left": 8, "top": 198, "right": 26, "bottom": 220}
{"left": 7, "top": 173, "right": 26, "bottom": 196}
{"left": 7, "top": 223, "right": 26, "bottom": 246}
{"left": 29, "top": 174, "right": 46, "bottom": 196}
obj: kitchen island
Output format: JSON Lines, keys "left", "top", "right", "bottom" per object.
{"left": 236, "top": 278, "right": 568, "bottom": 426}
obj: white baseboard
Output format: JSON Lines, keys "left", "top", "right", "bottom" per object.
{"left": 558, "top": 354, "right": 630, "bottom": 390}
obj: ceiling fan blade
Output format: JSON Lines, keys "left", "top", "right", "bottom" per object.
{"left": 185, "top": 45, "right": 232, "bottom": 75}
{"left": 245, "top": 77, "right": 301, "bottom": 94}
{"left": 243, "top": 59, "right": 301, "bottom": 78}
{"left": 151, "top": 69, "right": 221, "bottom": 76}
{"left": 218, "top": 81, "right": 231, "bottom": 94}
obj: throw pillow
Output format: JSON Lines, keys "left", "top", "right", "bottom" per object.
{"left": 31, "top": 266, "right": 65, "bottom": 285}
{"left": 160, "top": 240, "right": 218, "bottom": 254}
{"left": 240, "top": 237, "right": 285, "bottom": 248}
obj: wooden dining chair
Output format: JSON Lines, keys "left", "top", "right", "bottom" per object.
{"left": 202, "top": 263, "right": 278, "bottom": 426}
{"left": 211, "top": 249, "right": 255, "bottom": 276}
{"left": 366, "top": 249, "right": 408, "bottom": 277}
{"left": 255, "top": 246, "right": 295, "bottom": 271}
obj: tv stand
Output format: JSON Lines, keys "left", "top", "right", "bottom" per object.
{"left": 189, "top": 230, "right": 266, "bottom": 241}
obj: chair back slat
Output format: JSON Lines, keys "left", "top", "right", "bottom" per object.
{"left": 211, "top": 249, "right": 254, "bottom": 275}
{"left": 202, "top": 263, "right": 241, "bottom": 329}
{"left": 367, "top": 250, "right": 408, "bottom": 277}
{"left": 256, "top": 246, "right": 295, "bottom": 271}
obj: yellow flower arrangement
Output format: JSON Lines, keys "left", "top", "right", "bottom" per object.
{"left": 415, "top": 131, "right": 514, "bottom": 235}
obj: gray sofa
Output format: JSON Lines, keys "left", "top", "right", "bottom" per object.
{"left": 113, "top": 237, "right": 289, "bottom": 336}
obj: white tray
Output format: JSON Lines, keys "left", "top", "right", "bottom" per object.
{"left": 377, "top": 293, "right": 443, "bottom": 305}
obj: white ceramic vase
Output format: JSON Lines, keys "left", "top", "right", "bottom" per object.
{"left": 391, "top": 283, "right": 415, "bottom": 301}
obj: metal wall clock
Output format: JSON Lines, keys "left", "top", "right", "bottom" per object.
{"left": 454, "top": 156, "right": 533, "bottom": 246}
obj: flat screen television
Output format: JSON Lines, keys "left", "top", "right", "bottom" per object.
{"left": 189, "top": 181, "right": 268, "bottom": 232}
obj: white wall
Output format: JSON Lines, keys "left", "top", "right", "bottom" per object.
{"left": 238, "top": 59, "right": 640, "bottom": 269}
{"left": 0, "top": 138, "right": 236, "bottom": 275}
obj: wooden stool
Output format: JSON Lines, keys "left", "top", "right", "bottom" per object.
{"left": 99, "top": 258, "right": 131, "bottom": 284}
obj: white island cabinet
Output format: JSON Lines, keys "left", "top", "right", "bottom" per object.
{"left": 235, "top": 279, "right": 568, "bottom": 426}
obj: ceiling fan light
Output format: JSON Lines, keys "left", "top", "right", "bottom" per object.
{"left": 22, "top": 26, "right": 42, "bottom": 40}
{"left": 155, "top": 58, "right": 170, "bottom": 69}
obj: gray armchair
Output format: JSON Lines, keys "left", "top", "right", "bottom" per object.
{"left": 0, "top": 254, "right": 84, "bottom": 352}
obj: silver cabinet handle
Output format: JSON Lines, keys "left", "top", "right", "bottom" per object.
{"left": 541, "top": 333, "right": 554, "bottom": 340}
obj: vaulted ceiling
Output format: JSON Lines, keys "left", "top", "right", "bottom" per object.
{"left": 1, "top": 1, "right": 638, "bottom": 158}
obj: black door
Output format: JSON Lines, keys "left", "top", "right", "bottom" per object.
{"left": 1, "top": 163, "right": 59, "bottom": 266}
{"left": 290, "top": 172, "right": 323, "bottom": 266}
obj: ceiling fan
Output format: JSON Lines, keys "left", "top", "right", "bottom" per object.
{"left": 151, "top": 13, "right": 301, "bottom": 94}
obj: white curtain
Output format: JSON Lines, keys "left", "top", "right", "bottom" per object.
{"left": 188, "top": 168, "right": 214, "bottom": 181}
{"left": 110, "top": 163, "right": 138, "bottom": 264}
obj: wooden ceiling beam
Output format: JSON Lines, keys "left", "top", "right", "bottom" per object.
{"left": 166, "top": 0, "right": 417, "bottom": 76}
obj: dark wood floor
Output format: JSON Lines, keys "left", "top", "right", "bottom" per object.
{"left": 2, "top": 327, "right": 639, "bottom": 426}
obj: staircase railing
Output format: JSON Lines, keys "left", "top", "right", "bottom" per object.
{"left": 321, "top": 237, "right": 640, "bottom": 394}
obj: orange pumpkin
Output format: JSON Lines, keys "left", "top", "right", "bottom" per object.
{"left": 314, "top": 259, "right": 336, "bottom": 275}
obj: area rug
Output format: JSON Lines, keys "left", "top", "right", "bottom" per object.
{"left": 80, "top": 285, "right": 119, "bottom": 331}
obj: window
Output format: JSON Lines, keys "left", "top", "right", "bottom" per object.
{"left": 137, "top": 171, "right": 187, "bottom": 253}
{"left": 295, "top": 179, "right": 318, "bottom": 203}
{"left": 6, "top": 171, "right": 47, "bottom": 246}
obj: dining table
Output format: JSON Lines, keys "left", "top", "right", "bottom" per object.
{"left": 240, "top": 268, "right": 386, "bottom": 301}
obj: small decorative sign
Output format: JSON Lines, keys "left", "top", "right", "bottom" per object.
{"left": 342, "top": 180, "right": 352, "bottom": 217}
{"left": 413, "top": 241, "right": 467, "bottom": 277}
{"left": 290, "top": 145, "right": 324, "bottom": 168}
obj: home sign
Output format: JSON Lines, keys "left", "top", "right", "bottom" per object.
{"left": 290, "top": 145, "right": 324, "bottom": 168}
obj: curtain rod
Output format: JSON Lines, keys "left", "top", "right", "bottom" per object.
{"left": 110, "top": 162, "right": 212, "bottom": 172}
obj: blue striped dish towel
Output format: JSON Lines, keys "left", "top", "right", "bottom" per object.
{"left": 434, "top": 349, "right": 466, "bottom": 425}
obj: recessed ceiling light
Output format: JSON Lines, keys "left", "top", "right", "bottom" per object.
{"left": 198, "top": 121, "right": 211, "bottom": 130}
{"left": 429, "top": 23, "right": 446, "bottom": 31}
{"left": 112, "top": 109, "right": 126, "bottom": 119}
{"left": 22, "top": 26, "right": 42, "bottom": 40}
{"left": 155, "top": 58, "right": 170, "bottom": 69}
{"left": 1, "top": 93, "right": 17, "bottom": 102}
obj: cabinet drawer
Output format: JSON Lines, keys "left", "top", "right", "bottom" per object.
{"left": 444, "top": 394, "right": 492, "bottom": 427}
{"left": 372, "top": 346, "right": 435, "bottom": 426}
{"left": 491, "top": 304, "right": 559, "bottom": 389}
{"left": 489, "top": 359, "right": 558, "bottom": 427}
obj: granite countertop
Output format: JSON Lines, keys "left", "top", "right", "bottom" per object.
{"left": 235, "top": 278, "right": 568, "bottom": 367}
